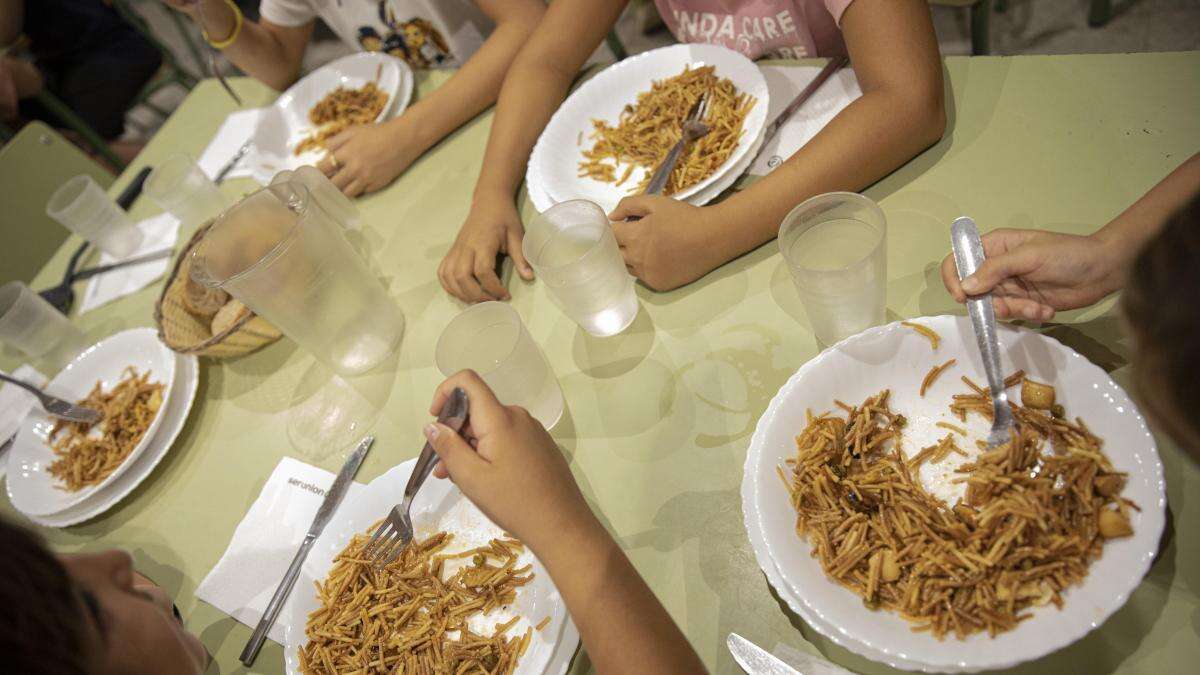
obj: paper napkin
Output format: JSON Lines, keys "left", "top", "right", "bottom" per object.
{"left": 195, "top": 457, "right": 366, "bottom": 645}
{"left": 0, "top": 364, "right": 46, "bottom": 480}
{"left": 750, "top": 65, "right": 863, "bottom": 177}
{"left": 78, "top": 212, "right": 180, "bottom": 315}
{"left": 198, "top": 108, "right": 266, "bottom": 183}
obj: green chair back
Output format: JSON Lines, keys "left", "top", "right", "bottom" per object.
{"left": 0, "top": 122, "right": 114, "bottom": 285}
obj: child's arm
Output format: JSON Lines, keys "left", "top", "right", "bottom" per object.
{"left": 161, "top": 0, "right": 312, "bottom": 91}
{"left": 939, "top": 152, "right": 1200, "bottom": 321}
{"left": 315, "top": 0, "right": 547, "bottom": 197}
{"left": 610, "top": 0, "right": 945, "bottom": 291}
{"left": 439, "top": 0, "right": 628, "bottom": 303}
{"left": 424, "top": 370, "right": 707, "bottom": 674}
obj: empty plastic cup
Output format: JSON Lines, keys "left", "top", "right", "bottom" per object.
{"left": 778, "top": 192, "right": 887, "bottom": 345}
{"left": 0, "top": 281, "right": 88, "bottom": 372}
{"left": 145, "top": 153, "right": 228, "bottom": 228}
{"left": 46, "top": 175, "right": 143, "bottom": 258}
{"left": 436, "top": 302, "right": 564, "bottom": 429}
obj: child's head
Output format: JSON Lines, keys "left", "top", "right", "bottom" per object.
{"left": 1122, "top": 193, "right": 1200, "bottom": 459}
{"left": 0, "top": 518, "right": 208, "bottom": 674}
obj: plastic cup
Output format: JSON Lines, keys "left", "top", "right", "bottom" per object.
{"left": 0, "top": 281, "right": 88, "bottom": 372}
{"left": 522, "top": 200, "right": 637, "bottom": 337}
{"left": 778, "top": 192, "right": 887, "bottom": 345}
{"left": 190, "top": 181, "right": 404, "bottom": 376}
{"left": 436, "top": 302, "right": 564, "bottom": 429}
{"left": 46, "top": 175, "right": 143, "bottom": 258}
{"left": 144, "top": 153, "right": 228, "bottom": 227}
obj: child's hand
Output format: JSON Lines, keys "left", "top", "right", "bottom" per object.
{"left": 939, "top": 228, "right": 1125, "bottom": 321}
{"left": 425, "top": 370, "right": 592, "bottom": 551}
{"left": 317, "top": 122, "right": 419, "bottom": 197}
{"left": 438, "top": 191, "right": 532, "bottom": 303}
{"left": 609, "top": 195, "right": 722, "bottom": 292}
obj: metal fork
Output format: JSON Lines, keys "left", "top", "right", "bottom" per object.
{"left": 362, "top": 387, "right": 470, "bottom": 567}
{"left": 0, "top": 374, "right": 101, "bottom": 424}
{"left": 643, "top": 92, "right": 710, "bottom": 196}
{"left": 214, "top": 140, "right": 251, "bottom": 184}
{"left": 950, "top": 216, "right": 1015, "bottom": 448}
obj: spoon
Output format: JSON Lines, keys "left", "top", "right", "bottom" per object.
{"left": 950, "top": 216, "right": 1015, "bottom": 448}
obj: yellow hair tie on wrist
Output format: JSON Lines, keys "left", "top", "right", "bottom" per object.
{"left": 203, "top": 0, "right": 244, "bottom": 50}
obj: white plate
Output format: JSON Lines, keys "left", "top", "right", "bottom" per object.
{"left": 7, "top": 329, "right": 178, "bottom": 517}
{"left": 282, "top": 462, "right": 578, "bottom": 674}
{"left": 24, "top": 352, "right": 199, "bottom": 528}
{"left": 526, "top": 118, "right": 764, "bottom": 214}
{"left": 248, "top": 52, "right": 414, "bottom": 184}
{"left": 742, "top": 315, "right": 1166, "bottom": 672}
{"left": 528, "top": 44, "right": 768, "bottom": 213}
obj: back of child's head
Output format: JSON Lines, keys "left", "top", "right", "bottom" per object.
{"left": 1123, "top": 193, "right": 1200, "bottom": 458}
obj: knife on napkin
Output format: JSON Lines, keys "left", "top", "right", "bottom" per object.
{"left": 238, "top": 435, "right": 374, "bottom": 665}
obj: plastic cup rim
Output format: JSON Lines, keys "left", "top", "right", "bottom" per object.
{"left": 523, "top": 199, "right": 613, "bottom": 274}
{"left": 778, "top": 191, "right": 887, "bottom": 275}
{"left": 435, "top": 301, "right": 524, "bottom": 379}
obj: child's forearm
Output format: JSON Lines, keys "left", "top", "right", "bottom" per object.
{"left": 471, "top": 0, "right": 627, "bottom": 201}
{"left": 705, "top": 84, "right": 945, "bottom": 261}
{"left": 1095, "top": 152, "right": 1200, "bottom": 255}
{"left": 533, "top": 514, "right": 707, "bottom": 674}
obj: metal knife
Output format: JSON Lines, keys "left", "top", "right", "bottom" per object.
{"left": 728, "top": 633, "right": 855, "bottom": 675}
{"left": 238, "top": 435, "right": 374, "bottom": 665}
{"left": 759, "top": 54, "right": 848, "bottom": 151}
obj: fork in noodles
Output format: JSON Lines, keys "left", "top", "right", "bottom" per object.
{"left": 779, "top": 385, "right": 1135, "bottom": 640}
{"left": 299, "top": 530, "right": 537, "bottom": 674}
{"left": 47, "top": 367, "right": 164, "bottom": 492}
{"left": 579, "top": 65, "right": 756, "bottom": 195}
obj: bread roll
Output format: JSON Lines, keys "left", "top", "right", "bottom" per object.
{"left": 182, "top": 266, "right": 229, "bottom": 319}
{"left": 210, "top": 299, "right": 251, "bottom": 336}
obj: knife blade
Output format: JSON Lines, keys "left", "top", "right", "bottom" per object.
{"left": 728, "top": 634, "right": 803, "bottom": 675}
{"left": 238, "top": 435, "right": 374, "bottom": 665}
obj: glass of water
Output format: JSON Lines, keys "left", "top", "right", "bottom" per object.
{"left": 522, "top": 200, "right": 637, "bottom": 337}
{"left": 778, "top": 192, "right": 887, "bottom": 345}
{"left": 144, "top": 153, "right": 229, "bottom": 228}
{"left": 436, "top": 302, "right": 564, "bottom": 429}
{"left": 46, "top": 175, "right": 143, "bottom": 258}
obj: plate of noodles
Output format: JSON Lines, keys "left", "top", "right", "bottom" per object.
{"left": 527, "top": 44, "right": 768, "bottom": 213}
{"left": 6, "top": 328, "right": 176, "bottom": 517}
{"left": 741, "top": 315, "right": 1165, "bottom": 672}
{"left": 21, "top": 350, "right": 199, "bottom": 528}
{"left": 281, "top": 460, "right": 577, "bottom": 674}
{"left": 247, "top": 51, "right": 414, "bottom": 184}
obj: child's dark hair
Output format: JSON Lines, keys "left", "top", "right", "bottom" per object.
{"left": 1122, "top": 192, "right": 1200, "bottom": 459}
{"left": 0, "top": 518, "right": 90, "bottom": 674}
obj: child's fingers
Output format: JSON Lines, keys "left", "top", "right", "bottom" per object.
{"left": 608, "top": 195, "right": 657, "bottom": 221}
{"left": 507, "top": 229, "right": 534, "bottom": 280}
{"left": 940, "top": 252, "right": 966, "bottom": 303}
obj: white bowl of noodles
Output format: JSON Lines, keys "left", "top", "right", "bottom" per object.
{"left": 741, "top": 315, "right": 1166, "bottom": 672}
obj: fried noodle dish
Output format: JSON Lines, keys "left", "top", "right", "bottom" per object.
{"left": 579, "top": 65, "right": 756, "bottom": 195}
{"left": 294, "top": 81, "right": 390, "bottom": 156}
{"left": 47, "top": 367, "right": 164, "bottom": 492}
{"left": 779, "top": 377, "right": 1136, "bottom": 639}
{"left": 300, "top": 530, "right": 538, "bottom": 674}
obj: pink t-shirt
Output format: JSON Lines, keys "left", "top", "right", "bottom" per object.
{"left": 654, "top": 0, "right": 854, "bottom": 59}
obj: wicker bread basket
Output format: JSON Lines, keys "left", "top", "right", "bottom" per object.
{"left": 154, "top": 222, "right": 283, "bottom": 358}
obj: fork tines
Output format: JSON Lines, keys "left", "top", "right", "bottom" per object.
{"left": 361, "top": 512, "right": 411, "bottom": 568}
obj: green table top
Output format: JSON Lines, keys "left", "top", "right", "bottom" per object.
{"left": 3, "top": 52, "right": 1199, "bottom": 674}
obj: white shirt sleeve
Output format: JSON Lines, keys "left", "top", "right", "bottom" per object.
{"left": 259, "top": 0, "right": 319, "bottom": 28}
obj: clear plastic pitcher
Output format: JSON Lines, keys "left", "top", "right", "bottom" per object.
{"left": 189, "top": 180, "right": 404, "bottom": 375}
